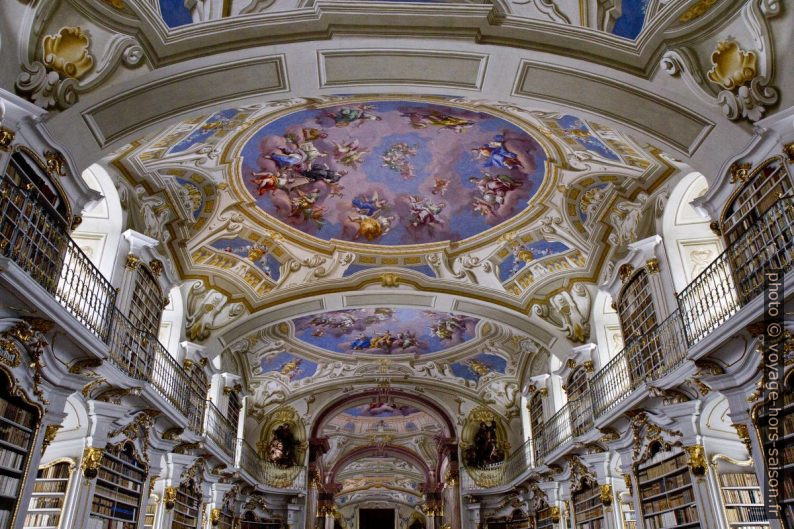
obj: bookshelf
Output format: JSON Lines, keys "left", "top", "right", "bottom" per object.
{"left": 89, "top": 442, "right": 146, "bottom": 529}
{"left": 573, "top": 483, "right": 605, "bottom": 529}
{"left": 620, "top": 499, "right": 637, "bottom": 529}
{"left": 718, "top": 472, "right": 769, "bottom": 528}
{"left": 143, "top": 497, "right": 157, "bottom": 529}
{"left": 216, "top": 510, "right": 234, "bottom": 529}
{"left": 637, "top": 451, "right": 701, "bottom": 529}
{"left": 23, "top": 460, "right": 73, "bottom": 529}
{"left": 0, "top": 385, "right": 41, "bottom": 529}
{"left": 753, "top": 374, "right": 794, "bottom": 529}
{"left": 172, "top": 479, "right": 201, "bottom": 529}
{"left": 535, "top": 506, "right": 553, "bottom": 529}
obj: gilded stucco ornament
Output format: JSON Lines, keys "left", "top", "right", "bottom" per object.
{"left": 532, "top": 283, "right": 591, "bottom": 343}
{"left": 686, "top": 445, "right": 707, "bottom": 476}
{"left": 16, "top": 28, "right": 143, "bottom": 110}
{"left": 599, "top": 484, "right": 613, "bottom": 506}
{"left": 707, "top": 41, "right": 758, "bottom": 91}
{"left": 81, "top": 446, "right": 103, "bottom": 479}
{"left": 42, "top": 28, "right": 94, "bottom": 80}
{"left": 662, "top": 0, "right": 779, "bottom": 123}
{"left": 707, "top": 40, "right": 777, "bottom": 121}
{"left": 0, "top": 128, "right": 15, "bottom": 151}
{"left": 163, "top": 486, "right": 177, "bottom": 508}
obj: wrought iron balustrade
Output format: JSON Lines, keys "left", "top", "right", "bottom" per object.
{"left": 0, "top": 176, "right": 116, "bottom": 340}
{"left": 237, "top": 437, "right": 264, "bottom": 482}
{"left": 0, "top": 174, "right": 198, "bottom": 428}
{"left": 589, "top": 348, "right": 633, "bottom": 418}
{"left": 538, "top": 403, "right": 572, "bottom": 460}
{"left": 501, "top": 438, "right": 535, "bottom": 484}
{"left": 205, "top": 400, "right": 237, "bottom": 458}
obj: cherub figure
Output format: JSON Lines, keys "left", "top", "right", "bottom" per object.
{"left": 469, "top": 172, "right": 522, "bottom": 214}
{"left": 431, "top": 177, "right": 449, "bottom": 196}
{"left": 348, "top": 213, "right": 395, "bottom": 241}
{"left": 332, "top": 139, "right": 369, "bottom": 168}
{"left": 408, "top": 195, "right": 446, "bottom": 228}
{"left": 290, "top": 189, "right": 325, "bottom": 227}
{"left": 299, "top": 163, "right": 348, "bottom": 184}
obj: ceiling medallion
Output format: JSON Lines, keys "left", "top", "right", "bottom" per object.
{"left": 225, "top": 96, "right": 554, "bottom": 252}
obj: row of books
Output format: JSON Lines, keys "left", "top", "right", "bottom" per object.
{"left": 87, "top": 514, "right": 138, "bottom": 529}
{"left": 637, "top": 454, "right": 688, "bottom": 482}
{"left": 781, "top": 474, "right": 794, "bottom": 497}
{"left": 22, "top": 512, "right": 61, "bottom": 528}
{"left": 575, "top": 516, "right": 605, "bottom": 529}
{"left": 91, "top": 495, "right": 137, "bottom": 521}
{"left": 98, "top": 456, "right": 144, "bottom": 482}
{"left": 720, "top": 473, "right": 761, "bottom": 488}
{"left": 644, "top": 489, "right": 694, "bottom": 515}
{"left": 722, "top": 488, "right": 762, "bottom": 505}
{"left": 0, "top": 509, "right": 13, "bottom": 529}
{"left": 0, "top": 399, "right": 35, "bottom": 429}
{"left": 37, "top": 464, "right": 69, "bottom": 480}
{"left": 644, "top": 504, "right": 699, "bottom": 529}
{"left": 724, "top": 506, "right": 768, "bottom": 523}
{"left": 32, "top": 480, "right": 68, "bottom": 494}
{"left": 782, "top": 443, "right": 794, "bottom": 464}
{"left": 95, "top": 484, "right": 140, "bottom": 507}
{"left": 97, "top": 468, "right": 142, "bottom": 492}
{"left": 0, "top": 446, "right": 25, "bottom": 471}
{"left": 574, "top": 491, "right": 602, "bottom": 512}
{"left": 27, "top": 495, "right": 65, "bottom": 510}
{"left": 640, "top": 471, "right": 691, "bottom": 499}
{"left": 0, "top": 425, "right": 32, "bottom": 451}
{"left": 0, "top": 474, "right": 20, "bottom": 497}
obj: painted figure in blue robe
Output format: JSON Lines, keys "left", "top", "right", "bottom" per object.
{"left": 352, "top": 192, "right": 387, "bottom": 217}
{"left": 267, "top": 150, "right": 305, "bottom": 169}
{"left": 351, "top": 334, "right": 371, "bottom": 350}
{"left": 473, "top": 135, "right": 521, "bottom": 169}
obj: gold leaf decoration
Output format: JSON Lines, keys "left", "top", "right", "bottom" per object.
{"left": 707, "top": 41, "right": 758, "bottom": 91}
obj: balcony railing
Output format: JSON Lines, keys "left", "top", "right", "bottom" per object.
{"left": 205, "top": 400, "right": 236, "bottom": 458}
{"left": 470, "top": 196, "right": 793, "bottom": 491}
{"left": 502, "top": 438, "right": 535, "bottom": 484}
{"left": 0, "top": 175, "right": 200, "bottom": 430}
{"left": 237, "top": 437, "right": 265, "bottom": 482}
{"left": 0, "top": 176, "right": 116, "bottom": 340}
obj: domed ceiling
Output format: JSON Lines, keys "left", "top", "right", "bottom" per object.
{"left": 236, "top": 99, "right": 547, "bottom": 245}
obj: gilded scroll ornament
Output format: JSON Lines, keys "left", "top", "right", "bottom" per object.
{"left": 81, "top": 446, "right": 103, "bottom": 479}
{"left": 708, "top": 41, "right": 758, "bottom": 91}
{"left": 42, "top": 28, "right": 93, "bottom": 80}
{"left": 686, "top": 445, "right": 707, "bottom": 476}
{"left": 599, "top": 484, "right": 613, "bottom": 505}
{"left": 163, "top": 486, "right": 177, "bottom": 508}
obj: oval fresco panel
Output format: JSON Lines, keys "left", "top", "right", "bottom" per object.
{"left": 239, "top": 99, "right": 547, "bottom": 245}
{"left": 291, "top": 308, "right": 479, "bottom": 356}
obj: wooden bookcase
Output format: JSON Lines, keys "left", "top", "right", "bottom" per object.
{"left": 535, "top": 506, "right": 553, "bottom": 529}
{"left": 142, "top": 496, "right": 157, "bottom": 529}
{"left": 753, "top": 372, "right": 794, "bottom": 529}
{"left": 718, "top": 472, "right": 769, "bottom": 528}
{"left": 637, "top": 451, "right": 700, "bottom": 529}
{"left": 572, "top": 484, "right": 605, "bottom": 529}
{"left": 23, "top": 460, "right": 73, "bottom": 529}
{"left": 89, "top": 442, "right": 146, "bottom": 529}
{"left": 216, "top": 510, "right": 234, "bottom": 529}
{"left": 620, "top": 499, "right": 637, "bottom": 529}
{"left": 172, "top": 479, "right": 201, "bottom": 529}
{"left": 0, "top": 385, "right": 41, "bottom": 529}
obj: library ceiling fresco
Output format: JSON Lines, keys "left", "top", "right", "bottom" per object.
{"left": 238, "top": 100, "right": 547, "bottom": 245}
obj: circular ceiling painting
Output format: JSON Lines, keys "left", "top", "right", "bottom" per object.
{"left": 291, "top": 308, "right": 479, "bottom": 356}
{"left": 239, "top": 99, "right": 548, "bottom": 245}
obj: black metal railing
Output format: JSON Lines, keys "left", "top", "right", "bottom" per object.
{"left": 237, "top": 438, "right": 265, "bottom": 482}
{"left": 205, "top": 400, "right": 236, "bottom": 458}
{"left": 538, "top": 404, "right": 572, "bottom": 460}
{"left": 0, "top": 176, "right": 117, "bottom": 340}
{"left": 0, "top": 175, "right": 201, "bottom": 431}
{"left": 501, "top": 438, "right": 534, "bottom": 484}
{"left": 470, "top": 197, "right": 793, "bottom": 491}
